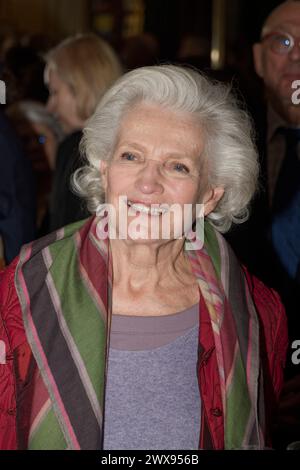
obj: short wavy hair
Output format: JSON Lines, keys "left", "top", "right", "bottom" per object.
{"left": 73, "top": 65, "right": 259, "bottom": 233}
{"left": 44, "top": 34, "right": 122, "bottom": 121}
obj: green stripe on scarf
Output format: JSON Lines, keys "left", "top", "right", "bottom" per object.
{"left": 28, "top": 408, "right": 66, "bottom": 450}
{"left": 204, "top": 222, "right": 221, "bottom": 279}
{"left": 48, "top": 238, "right": 106, "bottom": 404}
{"left": 224, "top": 352, "right": 252, "bottom": 449}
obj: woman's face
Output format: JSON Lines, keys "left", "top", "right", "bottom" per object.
{"left": 100, "top": 103, "right": 224, "bottom": 243}
{"left": 46, "top": 69, "right": 84, "bottom": 134}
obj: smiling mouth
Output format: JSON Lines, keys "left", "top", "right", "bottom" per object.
{"left": 127, "top": 200, "right": 169, "bottom": 216}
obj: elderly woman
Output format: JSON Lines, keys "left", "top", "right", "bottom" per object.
{"left": 44, "top": 33, "right": 122, "bottom": 231}
{"left": 0, "top": 65, "right": 287, "bottom": 450}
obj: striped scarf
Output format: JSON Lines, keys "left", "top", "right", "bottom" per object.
{"left": 15, "top": 216, "right": 265, "bottom": 449}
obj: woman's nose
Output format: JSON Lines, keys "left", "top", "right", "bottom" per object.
{"left": 134, "top": 160, "right": 164, "bottom": 194}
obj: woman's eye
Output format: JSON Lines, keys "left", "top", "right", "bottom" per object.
{"left": 172, "top": 162, "right": 190, "bottom": 173}
{"left": 120, "top": 152, "right": 137, "bottom": 162}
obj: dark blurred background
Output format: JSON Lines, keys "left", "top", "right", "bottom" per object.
{"left": 0, "top": 0, "right": 284, "bottom": 67}
{"left": 0, "top": 0, "right": 286, "bottom": 109}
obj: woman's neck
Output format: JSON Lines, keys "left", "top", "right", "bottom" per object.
{"left": 110, "top": 238, "right": 190, "bottom": 288}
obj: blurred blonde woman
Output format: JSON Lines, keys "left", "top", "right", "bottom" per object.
{"left": 44, "top": 33, "right": 122, "bottom": 231}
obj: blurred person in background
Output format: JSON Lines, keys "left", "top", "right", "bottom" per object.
{"left": 0, "top": 109, "right": 36, "bottom": 264}
{"left": 253, "top": 0, "right": 300, "bottom": 289}
{"left": 0, "top": 40, "right": 47, "bottom": 263}
{"left": 6, "top": 101, "right": 64, "bottom": 232}
{"left": 252, "top": 0, "right": 300, "bottom": 357}
{"left": 252, "top": 0, "right": 300, "bottom": 448}
{"left": 44, "top": 33, "right": 122, "bottom": 231}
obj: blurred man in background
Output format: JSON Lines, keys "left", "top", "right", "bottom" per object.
{"left": 253, "top": 0, "right": 300, "bottom": 448}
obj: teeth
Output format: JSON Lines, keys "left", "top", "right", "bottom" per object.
{"left": 127, "top": 201, "right": 168, "bottom": 215}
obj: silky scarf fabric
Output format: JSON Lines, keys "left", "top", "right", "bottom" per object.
{"left": 193, "top": 223, "right": 264, "bottom": 449}
{"left": 15, "top": 216, "right": 265, "bottom": 449}
{"left": 15, "top": 217, "right": 109, "bottom": 449}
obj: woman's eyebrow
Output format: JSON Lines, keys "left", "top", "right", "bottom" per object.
{"left": 118, "top": 142, "right": 197, "bottom": 161}
{"left": 117, "top": 141, "right": 147, "bottom": 152}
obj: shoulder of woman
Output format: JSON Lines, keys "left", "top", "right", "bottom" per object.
{"left": 0, "top": 256, "right": 27, "bottom": 351}
{"left": 242, "top": 265, "right": 288, "bottom": 347}
{"left": 242, "top": 266, "right": 288, "bottom": 400}
{"left": 0, "top": 257, "right": 30, "bottom": 450}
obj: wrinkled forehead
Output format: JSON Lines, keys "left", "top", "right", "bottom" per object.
{"left": 262, "top": 2, "right": 300, "bottom": 36}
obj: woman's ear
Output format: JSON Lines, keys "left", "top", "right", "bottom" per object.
{"left": 203, "top": 187, "right": 224, "bottom": 216}
{"left": 100, "top": 160, "right": 108, "bottom": 191}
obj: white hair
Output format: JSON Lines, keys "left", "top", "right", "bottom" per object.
{"left": 73, "top": 65, "right": 259, "bottom": 233}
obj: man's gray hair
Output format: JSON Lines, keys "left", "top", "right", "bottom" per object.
{"left": 73, "top": 65, "right": 259, "bottom": 233}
